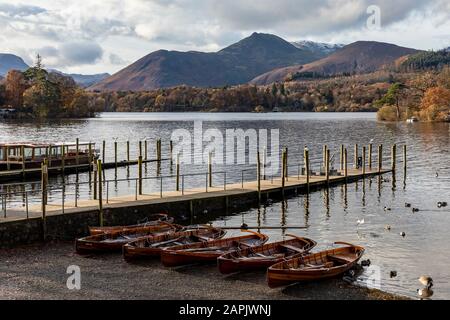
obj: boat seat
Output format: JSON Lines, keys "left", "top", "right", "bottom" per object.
{"left": 327, "top": 254, "right": 353, "bottom": 264}
{"left": 280, "top": 245, "right": 304, "bottom": 253}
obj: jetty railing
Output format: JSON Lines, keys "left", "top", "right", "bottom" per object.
{"left": 0, "top": 143, "right": 405, "bottom": 222}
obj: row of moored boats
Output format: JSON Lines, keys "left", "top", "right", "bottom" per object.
{"left": 75, "top": 214, "right": 365, "bottom": 288}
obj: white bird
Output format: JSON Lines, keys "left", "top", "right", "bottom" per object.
{"left": 370, "top": 139, "right": 375, "bottom": 144}
{"left": 357, "top": 219, "right": 365, "bottom": 226}
{"left": 419, "top": 276, "right": 433, "bottom": 289}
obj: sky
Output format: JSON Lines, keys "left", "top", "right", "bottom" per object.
{"left": 0, "top": 0, "right": 449, "bottom": 75}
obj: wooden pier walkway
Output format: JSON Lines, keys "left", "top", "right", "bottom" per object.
{"left": 1, "top": 168, "right": 391, "bottom": 223}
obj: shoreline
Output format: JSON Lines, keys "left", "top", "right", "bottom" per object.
{"left": 0, "top": 242, "right": 408, "bottom": 300}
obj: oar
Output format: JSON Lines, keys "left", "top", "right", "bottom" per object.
{"left": 150, "top": 237, "right": 184, "bottom": 247}
{"left": 218, "top": 226, "right": 307, "bottom": 230}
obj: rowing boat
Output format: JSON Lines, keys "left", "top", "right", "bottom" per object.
{"left": 160, "top": 231, "right": 269, "bottom": 267}
{"left": 267, "top": 242, "right": 365, "bottom": 288}
{"left": 123, "top": 226, "right": 227, "bottom": 261}
{"left": 217, "top": 235, "right": 317, "bottom": 274}
{"left": 75, "top": 223, "right": 181, "bottom": 254}
{"left": 88, "top": 214, "right": 174, "bottom": 235}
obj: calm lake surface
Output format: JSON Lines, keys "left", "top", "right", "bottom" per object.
{"left": 1, "top": 112, "right": 450, "bottom": 300}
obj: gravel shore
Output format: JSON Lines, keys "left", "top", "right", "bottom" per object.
{"left": 0, "top": 242, "right": 407, "bottom": 300}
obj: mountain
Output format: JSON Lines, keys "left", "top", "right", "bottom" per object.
{"left": 90, "top": 33, "right": 325, "bottom": 91}
{"left": 0, "top": 53, "right": 29, "bottom": 76}
{"left": 291, "top": 41, "right": 345, "bottom": 56}
{"left": 251, "top": 41, "right": 420, "bottom": 85}
{"left": 50, "top": 70, "right": 110, "bottom": 88}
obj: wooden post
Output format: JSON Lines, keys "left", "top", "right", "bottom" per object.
{"left": 354, "top": 144, "right": 359, "bottom": 169}
{"left": 170, "top": 140, "right": 174, "bottom": 169}
{"left": 127, "top": 141, "right": 130, "bottom": 163}
{"left": 368, "top": 144, "right": 373, "bottom": 170}
{"left": 139, "top": 141, "right": 143, "bottom": 158}
{"left": 262, "top": 147, "right": 267, "bottom": 180}
{"left": 97, "top": 160, "right": 103, "bottom": 227}
{"left": 21, "top": 145, "right": 25, "bottom": 177}
{"left": 41, "top": 160, "right": 48, "bottom": 241}
{"left": 344, "top": 148, "right": 348, "bottom": 179}
{"left": 114, "top": 141, "right": 118, "bottom": 168}
{"left": 304, "top": 148, "right": 310, "bottom": 193}
{"left": 257, "top": 151, "right": 261, "bottom": 202}
{"left": 285, "top": 147, "right": 289, "bottom": 181}
{"left": 88, "top": 143, "right": 92, "bottom": 172}
{"left": 340, "top": 145, "right": 344, "bottom": 171}
{"left": 403, "top": 145, "right": 407, "bottom": 173}
{"left": 6, "top": 146, "right": 10, "bottom": 171}
{"left": 144, "top": 140, "right": 148, "bottom": 161}
{"left": 282, "top": 148, "right": 286, "bottom": 190}
{"left": 323, "top": 145, "right": 327, "bottom": 171}
{"left": 362, "top": 146, "right": 366, "bottom": 176}
{"left": 76, "top": 138, "right": 79, "bottom": 166}
{"left": 157, "top": 139, "right": 162, "bottom": 175}
{"left": 208, "top": 152, "right": 213, "bottom": 188}
{"left": 102, "top": 140, "right": 106, "bottom": 164}
{"left": 378, "top": 145, "right": 383, "bottom": 173}
{"left": 176, "top": 154, "right": 180, "bottom": 192}
{"left": 392, "top": 144, "right": 397, "bottom": 172}
{"left": 93, "top": 160, "right": 98, "bottom": 200}
{"left": 138, "top": 156, "right": 143, "bottom": 195}
{"left": 326, "top": 149, "right": 330, "bottom": 185}
{"left": 48, "top": 146, "right": 52, "bottom": 168}
{"left": 61, "top": 145, "right": 65, "bottom": 173}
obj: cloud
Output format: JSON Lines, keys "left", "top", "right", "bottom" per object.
{"left": 0, "top": 0, "right": 448, "bottom": 74}
{"left": 0, "top": 3, "right": 46, "bottom": 17}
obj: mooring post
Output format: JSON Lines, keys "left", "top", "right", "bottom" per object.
{"left": 369, "top": 144, "right": 373, "bottom": 170}
{"left": 144, "top": 140, "right": 148, "bottom": 161}
{"left": 93, "top": 160, "right": 98, "bottom": 200}
{"left": 304, "top": 148, "right": 310, "bottom": 194}
{"left": 208, "top": 152, "right": 213, "bottom": 188}
{"left": 102, "top": 140, "right": 106, "bottom": 164}
{"left": 340, "top": 145, "right": 344, "bottom": 171}
{"left": 157, "top": 139, "right": 162, "bottom": 175}
{"left": 75, "top": 138, "right": 79, "bottom": 167}
{"left": 263, "top": 147, "right": 267, "bottom": 180}
{"left": 378, "top": 145, "right": 383, "bottom": 173}
{"left": 344, "top": 148, "right": 348, "bottom": 180}
{"left": 41, "top": 159, "right": 48, "bottom": 241}
{"left": 362, "top": 146, "right": 366, "bottom": 176}
{"left": 139, "top": 141, "right": 143, "bottom": 159}
{"left": 403, "top": 145, "right": 407, "bottom": 173}
{"left": 323, "top": 145, "right": 327, "bottom": 172}
{"left": 61, "top": 144, "right": 65, "bottom": 173}
{"left": 326, "top": 149, "right": 330, "bottom": 185}
{"left": 257, "top": 151, "right": 261, "bottom": 202}
{"left": 285, "top": 147, "right": 289, "bottom": 181}
{"left": 138, "top": 156, "right": 143, "bottom": 195}
{"left": 176, "top": 154, "right": 180, "bottom": 192}
{"left": 127, "top": 141, "right": 130, "bottom": 163}
{"left": 97, "top": 159, "right": 103, "bottom": 227}
{"left": 354, "top": 144, "right": 359, "bottom": 169}
{"left": 21, "top": 145, "right": 25, "bottom": 177}
{"left": 282, "top": 148, "right": 286, "bottom": 191}
{"left": 170, "top": 140, "right": 174, "bottom": 170}
{"left": 392, "top": 144, "right": 397, "bottom": 172}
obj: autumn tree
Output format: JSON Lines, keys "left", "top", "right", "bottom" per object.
{"left": 420, "top": 87, "right": 450, "bottom": 121}
{"left": 5, "top": 70, "right": 27, "bottom": 109}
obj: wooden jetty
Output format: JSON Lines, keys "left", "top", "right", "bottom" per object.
{"left": 0, "top": 143, "right": 402, "bottom": 247}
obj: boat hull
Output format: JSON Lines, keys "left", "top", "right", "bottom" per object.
{"left": 267, "top": 243, "right": 364, "bottom": 288}
{"left": 218, "top": 237, "right": 317, "bottom": 275}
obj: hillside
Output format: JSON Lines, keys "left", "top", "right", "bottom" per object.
{"left": 250, "top": 41, "right": 419, "bottom": 85}
{"left": 50, "top": 70, "right": 110, "bottom": 87}
{"left": 291, "top": 41, "right": 345, "bottom": 56}
{"left": 89, "top": 33, "right": 324, "bottom": 91}
{"left": 0, "top": 53, "right": 29, "bottom": 76}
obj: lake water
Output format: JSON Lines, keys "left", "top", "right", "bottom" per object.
{"left": 1, "top": 112, "right": 450, "bottom": 300}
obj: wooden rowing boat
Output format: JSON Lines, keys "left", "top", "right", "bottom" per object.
{"left": 76, "top": 223, "right": 181, "bottom": 254}
{"left": 217, "top": 235, "right": 317, "bottom": 275}
{"left": 267, "top": 242, "right": 365, "bottom": 288}
{"left": 160, "top": 231, "right": 269, "bottom": 267}
{"left": 123, "top": 226, "right": 227, "bottom": 261}
{"left": 88, "top": 214, "right": 174, "bottom": 235}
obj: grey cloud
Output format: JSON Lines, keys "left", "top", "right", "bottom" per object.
{"left": 60, "top": 41, "right": 104, "bottom": 65}
{"left": 0, "top": 3, "right": 46, "bottom": 17}
{"left": 109, "top": 53, "right": 125, "bottom": 65}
